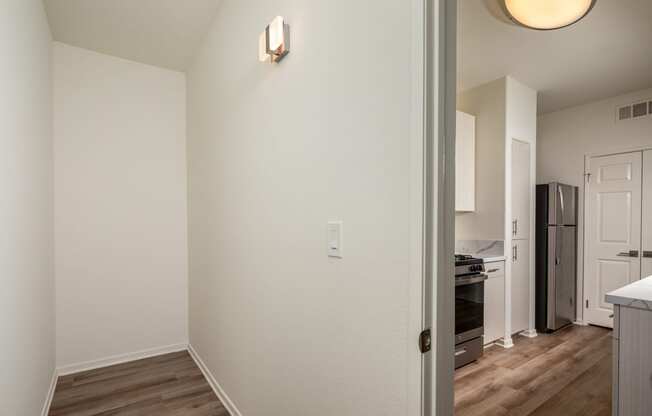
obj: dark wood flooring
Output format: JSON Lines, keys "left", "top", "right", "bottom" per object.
{"left": 455, "top": 325, "right": 612, "bottom": 416}
{"left": 49, "top": 351, "right": 227, "bottom": 416}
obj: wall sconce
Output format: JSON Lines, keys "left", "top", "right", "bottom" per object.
{"left": 258, "top": 16, "right": 290, "bottom": 63}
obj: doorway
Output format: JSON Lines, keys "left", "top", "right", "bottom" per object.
{"left": 584, "top": 149, "right": 652, "bottom": 327}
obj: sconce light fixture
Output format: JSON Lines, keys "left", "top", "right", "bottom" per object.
{"left": 259, "top": 16, "right": 290, "bottom": 63}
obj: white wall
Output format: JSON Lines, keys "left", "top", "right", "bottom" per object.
{"left": 54, "top": 43, "right": 189, "bottom": 369}
{"left": 456, "top": 78, "right": 506, "bottom": 240}
{"left": 538, "top": 87, "right": 652, "bottom": 321}
{"left": 187, "top": 1, "right": 415, "bottom": 414}
{"left": 0, "top": 1, "right": 54, "bottom": 414}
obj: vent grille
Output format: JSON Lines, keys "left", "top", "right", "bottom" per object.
{"left": 617, "top": 100, "right": 652, "bottom": 121}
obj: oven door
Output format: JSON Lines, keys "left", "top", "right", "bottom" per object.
{"left": 455, "top": 274, "right": 486, "bottom": 344}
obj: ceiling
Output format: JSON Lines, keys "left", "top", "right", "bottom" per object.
{"left": 43, "top": 0, "right": 221, "bottom": 72}
{"left": 459, "top": 0, "right": 652, "bottom": 114}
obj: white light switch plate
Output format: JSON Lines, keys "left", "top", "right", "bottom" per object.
{"left": 328, "top": 221, "right": 343, "bottom": 258}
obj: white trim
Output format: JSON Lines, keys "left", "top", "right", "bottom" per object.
{"left": 188, "top": 344, "right": 242, "bottom": 416}
{"left": 503, "top": 131, "right": 514, "bottom": 349}
{"left": 408, "top": 0, "right": 426, "bottom": 415}
{"left": 582, "top": 154, "right": 590, "bottom": 324}
{"left": 520, "top": 329, "right": 538, "bottom": 338}
{"left": 583, "top": 145, "right": 652, "bottom": 159}
{"left": 41, "top": 370, "right": 58, "bottom": 416}
{"left": 574, "top": 320, "right": 589, "bottom": 326}
{"left": 56, "top": 343, "right": 188, "bottom": 376}
{"left": 431, "top": 0, "right": 457, "bottom": 414}
{"left": 529, "top": 131, "right": 537, "bottom": 336}
{"left": 495, "top": 337, "right": 514, "bottom": 349}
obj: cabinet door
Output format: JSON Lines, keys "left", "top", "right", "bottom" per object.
{"left": 456, "top": 111, "right": 476, "bottom": 212}
{"left": 617, "top": 306, "right": 652, "bottom": 416}
{"left": 511, "top": 240, "right": 530, "bottom": 334}
{"left": 643, "top": 150, "right": 652, "bottom": 278}
{"left": 511, "top": 139, "right": 531, "bottom": 240}
{"left": 483, "top": 262, "right": 505, "bottom": 344}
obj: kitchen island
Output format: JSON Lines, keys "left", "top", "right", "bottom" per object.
{"left": 606, "top": 276, "right": 652, "bottom": 416}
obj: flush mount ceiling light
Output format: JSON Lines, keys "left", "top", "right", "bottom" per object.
{"left": 503, "top": 0, "right": 597, "bottom": 30}
{"left": 258, "top": 16, "right": 290, "bottom": 63}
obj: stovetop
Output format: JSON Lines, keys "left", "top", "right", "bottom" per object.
{"left": 455, "top": 254, "right": 483, "bottom": 266}
{"left": 455, "top": 254, "right": 485, "bottom": 277}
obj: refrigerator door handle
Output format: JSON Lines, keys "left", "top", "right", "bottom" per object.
{"left": 547, "top": 227, "right": 557, "bottom": 328}
{"left": 558, "top": 185, "right": 565, "bottom": 224}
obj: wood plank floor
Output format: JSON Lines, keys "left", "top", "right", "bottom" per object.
{"left": 455, "top": 325, "right": 612, "bottom": 416}
{"left": 49, "top": 351, "right": 227, "bottom": 416}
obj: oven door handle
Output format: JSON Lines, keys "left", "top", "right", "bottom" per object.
{"left": 455, "top": 274, "right": 488, "bottom": 287}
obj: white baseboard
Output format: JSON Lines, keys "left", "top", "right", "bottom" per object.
{"left": 520, "top": 329, "right": 538, "bottom": 338}
{"left": 574, "top": 320, "right": 589, "bottom": 326}
{"left": 41, "top": 369, "right": 58, "bottom": 416}
{"left": 188, "top": 344, "right": 241, "bottom": 416}
{"left": 495, "top": 336, "right": 514, "bottom": 349}
{"left": 57, "top": 343, "right": 188, "bottom": 376}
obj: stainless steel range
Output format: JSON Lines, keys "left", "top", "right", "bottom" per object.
{"left": 454, "top": 254, "right": 487, "bottom": 369}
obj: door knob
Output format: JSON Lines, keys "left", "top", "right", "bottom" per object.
{"left": 617, "top": 250, "right": 639, "bottom": 258}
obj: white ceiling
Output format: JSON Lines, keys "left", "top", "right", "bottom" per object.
{"left": 459, "top": 0, "right": 652, "bottom": 114}
{"left": 43, "top": 0, "right": 221, "bottom": 72}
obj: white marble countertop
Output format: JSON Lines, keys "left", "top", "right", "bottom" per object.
{"left": 477, "top": 255, "right": 507, "bottom": 263}
{"left": 456, "top": 240, "right": 506, "bottom": 263}
{"left": 605, "top": 276, "right": 652, "bottom": 310}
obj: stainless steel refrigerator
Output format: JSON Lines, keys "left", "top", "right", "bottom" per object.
{"left": 536, "top": 182, "right": 578, "bottom": 333}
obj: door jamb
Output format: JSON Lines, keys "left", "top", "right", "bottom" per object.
{"left": 424, "top": 0, "right": 457, "bottom": 415}
{"left": 413, "top": 0, "right": 456, "bottom": 414}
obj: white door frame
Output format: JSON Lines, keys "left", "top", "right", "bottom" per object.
{"left": 410, "top": 0, "right": 456, "bottom": 413}
{"left": 581, "top": 146, "right": 652, "bottom": 325}
{"left": 417, "top": 0, "right": 457, "bottom": 414}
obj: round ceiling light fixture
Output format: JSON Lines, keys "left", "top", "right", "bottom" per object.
{"left": 503, "top": 0, "right": 597, "bottom": 30}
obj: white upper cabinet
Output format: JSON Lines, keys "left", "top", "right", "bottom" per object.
{"left": 456, "top": 111, "right": 476, "bottom": 212}
{"left": 511, "top": 139, "right": 531, "bottom": 240}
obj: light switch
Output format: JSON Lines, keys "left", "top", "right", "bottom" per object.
{"left": 328, "top": 221, "right": 343, "bottom": 258}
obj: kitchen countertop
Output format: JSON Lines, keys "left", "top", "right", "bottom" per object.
{"left": 476, "top": 254, "right": 507, "bottom": 263}
{"left": 456, "top": 240, "right": 506, "bottom": 263}
{"left": 605, "top": 276, "right": 652, "bottom": 310}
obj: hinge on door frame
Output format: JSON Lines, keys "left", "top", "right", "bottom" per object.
{"left": 585, "top": 172, "right": 592, "bottom": 183}
{"left": 419, "top": 329, "right": 431, "bottom": 353}
{"left": 586, "top": 299, "right": 589, "bottom": 309}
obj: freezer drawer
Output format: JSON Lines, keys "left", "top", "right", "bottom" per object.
{"left": 454, "top": 336, "right": 483, "bottom": 369}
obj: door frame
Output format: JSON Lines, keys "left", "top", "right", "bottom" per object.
{"left": 411, "top": 0, "right": 457, "bottom": 415}
{"left": 581, "top": 146, "right": 652, "bottom": 325}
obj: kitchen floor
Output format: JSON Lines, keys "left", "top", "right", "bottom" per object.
{"left": 455, "top": 324, "right": 612, "bottom": 416}
{"left": 48, "top": 351, "right": 227, "bottom": 416}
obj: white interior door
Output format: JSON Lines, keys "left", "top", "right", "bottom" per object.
{"left": 586, "top": 152, "right": 642, "bottom": 327}
{"left": 643, "top": 150, "right": 652, "bottom": 278}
